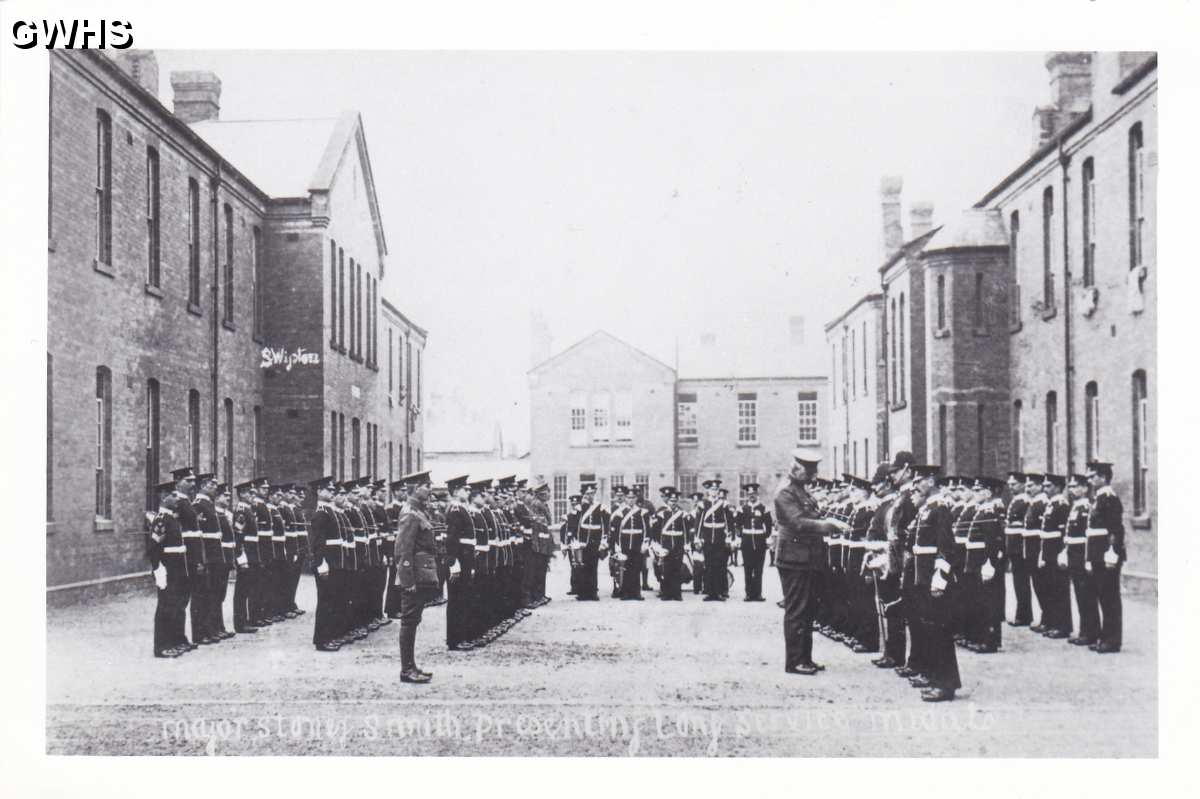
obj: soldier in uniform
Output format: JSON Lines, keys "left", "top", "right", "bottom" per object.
{"left": 427, "top": 482, "right": 450, "bottom": 607}
{"left": 1004, "top": 471, "right": 1033, "bottom": 626}
{"left": 281, "top": 484, "right": 308, "bottom": 619}
{"left": 466, "top": 479, "right": 494, "bottom": 646}
{"left": 737, "top": 483, "right": 771, "bottom": 602}
{"left": 864, "top": 463, "right": 898, "bottom": 667}
{"left": 1037, "top": 475, "right": 1072, "bottom": 640}
{"left": 1023, "top": 474, "right": 1051, "bottom": 632}
{"left": 167, "top": 467, "right": 208, "bottom": 646}
{"left": 1086, "top": 461, "right": 1125, "bottom": 653}
{"left": 247, "top": 478, "right": 276, "bottom": 625}
{"left": 384, "top": 478, "right": 408, "bottom": 619}
{"left": 394, "top": 471, "right": 437, "bottom": 683}
{"left": 696, "top": 479, "right": 737, "bottom": 601}
{"left": 651, "top": 487, "right": 689, "bottom": 600}
{"left": 575, "top": 482, "right": 608, "bottom": 601}
{"left": 192, "top": 473, "right": 227, "bottom": 644}
{"left": 773, "top": 448, "right": 839, "bottom": 675}
{"left": 442, "top": 476, "right": 475, "bottom": 650}
{"left": 212, "top": 483, "right": 237, "bottom": 639}
{"left": 333, "top": 484, "right": 364, "bottom": 643}
{"left": 842, "top": 476, "right": 876, "bottom": 651}
{"left": 148, "top": 479, "right": 190, "bottom": 657}
{"left": 1064, "top": 473, "right": 1098, "bottom": 647}
{"left": 307, "top": 477, "right": 343, "bottom": 651}
{"left": 906, "top": 464, "right": 960, "bottom": 702}
{"left": 563, "top": 494, "right": 581, "bottom": 596}
{"left": 687, "top": 491, "right": 706, "bottom": 596}
{"left": 613, "top": 484, "right": 649, "bottom": 600}
{"left": 231, "top": 480, "right": 260, "bottom": 632}
{"left": 964, "top": 477, "right": 1005, "bottom": 652}
{"left": 884, "top": 452, "right": 921, "bottom": 681}
{"left": 526, "top": 482, "right": 555, "bottom": 607}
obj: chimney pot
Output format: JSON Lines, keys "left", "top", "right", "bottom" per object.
{"left": 170, "top": 70, "right": 222, "bottom": 123}
{"left": 1045, "top": 51, "right": 1093, "bottom": 115}
{"left": 880, "top": 175, "right": 904, "bottom": 259}
{"left": 910, "top": 202, "right": 934, "bottom": 240}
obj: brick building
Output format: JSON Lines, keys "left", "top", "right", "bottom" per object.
{"left": 528, "top": 331, "right": 828, "bottom": 521}
{"left": 47, "top": 51, "right": 426, "bottom": 596}
{"left": 825, "top": 292, "right": 885, "bottom": 478}
{"left": 825, "top": 51, "right": 1156, "bottom": 578}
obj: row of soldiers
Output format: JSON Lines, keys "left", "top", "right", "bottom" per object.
{"left": 558, "top": 479, "right": 774, "bottom": 603}
{"left": 145, "top": 468, "right": 311, "bottom": 658}
{"left": 796, "top": 452, "right": 1127, "bottom": 702}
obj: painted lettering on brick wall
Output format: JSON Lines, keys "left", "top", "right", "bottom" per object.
{"left": 260, "top": 347, "right": 319, "bottom": 371}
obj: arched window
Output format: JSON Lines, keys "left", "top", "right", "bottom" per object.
{"left": 1085, "top": 381, "right": 1100, "bottom": 462}
{"left": 1012, "top": 399, "right": 1023, "bottom": 470}
{"left": 1082, "top": 157, "right": 1096, "bottom": 287}
{"left": 976, "top": 403, "right": 986, "bottom": 474}
{"left": 329, "top": 240, "right": 338, "bottom": 347}
{"left": 351, "top": 418, "right": 361, "bottom": 479}
{"left": 1132, "top": 370, "right": 1149, "bottom": 514}
{"left": 938, "top": 403, "right": 947, "bottom": 468}
{"left": 936, "top": 273, "right": 946, "bottom": 330}
{"left": 1045, "top": 391, "right": 1058, "bottom": 473}
{"left": 1129, "top": 123, "right": 1145, "bottom": 271}
{"left": 94, "top": 366, "right": 112, "bottom": 520}
{"left": 187, "top": 389, "right": 201, "bottom": 470}
{"left": 223, "top": 203, "right": 234, "bottom": 322}
{"left": 95, "top": 111, "right": 112, "bottom": 265}
{"left": 1009, "top": 210, "right": 1020, "bottom": 324}
{"left": 187, "top": 179, "right": 201, "bottom": 306}
{"left": 899, "top": 293, "right": 906, "bottom": 402}
{"left": 146, "top": 380, "right": 161, "bottom": 511}
{"left": 224, "top": 398, "right": 234, "bottom": 487}
{"left": 1042, "top": 186, "right": 1055, "bottom": 308}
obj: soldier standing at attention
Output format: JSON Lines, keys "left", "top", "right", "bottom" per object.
{"left": 737, "top": 483, "right": 771, "bottom": 602}
{"left": 652, "top": 487, "right": 689, "bottom": 601}
{"left": 1086, "top": 461, "right": 1125, "bottom": 653}
{"left": 1064, "top": 474, "right": 1098, "bottom": 647}
{"left": 212, "top": 483, "right": 237, "bottom": 640}
{"left": 1004, "top": 472, "right": 1033, "bottom": 626}
{"left": 1023, "top": 474, "right": 1050, "bottom": 632}
{"left": 906, "top": 464, "right": 960, "bottom": 702}
{"left": 774, "top": 448, "right": 841, "bottom": 675}
{"left": 528, "top": 482, "right": 555, "bottom": 606}
{"left": 963, "top": 477, "right": 1005, "bottom": 652}
{"left": 170, "top": 468, "right": 207, "bottom": 647}
{"left": 575, "top": 482, "right": 607, "bottom": 601}
{"left": 192, "top": 473, "right": 225, "bottom": 645}
{"left": 442, "top": 476, "right": 475, "bottom": 650}
{"left": 308, "top": 477, "right": 343, "bottom": 652}
{"left": 1037, "top": 475, "right": 1072, "bottom": 640}
{"left": 614, "top": 485, "right": 648, "bottom": 600}
{"left": 864, "top": 464, "right": 898, "bottom": 667}
{"left": 385, "top": 478, "right": 408, "bottom": 619}
{"left": 148, "top": 479, "right": 188, "bottom": 658}
{"left": 563, "top": 494, "right": 581, "bottom": 596}
{"left": 687, "top": 491, "right": 706, "bottom": 596}
{"left": 696, "top": 479, "right": 736, "bottom": 601}
{"left": 231, "top": 481, "right": 260, "bottom": 632}
{"left": 394, "top": 472, "right": 437, "bottom": 684}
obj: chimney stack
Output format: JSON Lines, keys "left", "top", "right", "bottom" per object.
{"left": 909, "top": 202, "right": 934, "bottom": 240}
{"left": 113, "top": 50, "right": 159, "bottom": 98}
{"left": 1032, "top": 52, "right": 1093, "bottom": 151}
{"left": 880, "top": 176, "right": 904, "bottom": 259}
{"left": 170, "top": 71, "right": 222, "bottom": 123}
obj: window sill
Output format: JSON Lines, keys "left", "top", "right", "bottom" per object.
{"left": 890, "top": 401, "right": 908, "bottom": 412}
{"left": 46, "top": 521, "right": 59, "bottom": 535}
{"left": 1040, "top": 305, "right": 1058, "bottom": 322}
{"left": 736, "top": 442, "right": 761, "bottom": 448}
{"left": 144, "top": 283, "right": 163, "bottom": 299}
{"left": 93, "top": 259, "right": 115, "bottom": 278}
{"left": 94, "top": 518, "right": 114, "bottom": 533}
{"left": 1131, "top": 515, "right": 1153, "bottom": 530}
{"left": 222, "top": 319, "right": 237, "bottom": 332}
{"left": 1009, "top": 319, "right": 1023, "bottom": 335}
{"left": 932, "top": 327, "right": 951, "bottom": 339}
{"left": 678, "top": 441, "right": 698, "bottom": 448}
{"left": 187, "top": 301, "right": 203, "bottom": 317}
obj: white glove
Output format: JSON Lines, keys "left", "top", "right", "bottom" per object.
{"left": 930, "top": 569, "right": 948, "bottom": 595}
{"left": 449, "top": 561, "right": 462, "bottom": 576}
{"left": 1085, "top": 561, "right": 1093, "bottom": 574}
{"left": 236, "top": 552, "right": 248, "bottom": 567}
{"left": 934, "top": 557, "right": 951, "bottom": 574}
{"left": 1104, "top": 547, "right": 1119, "bottom": 568}
{"left": 981, "top": 560, "right": 996, "bottom": 582}
{"left": 316, "top": 560, "right": 329, "bottom": 577}
{"left": 153, "top": 564, "right": 167, "bottom": 590}
{"left": 1057, "top": 550, "right": 1069, "bottom": 570}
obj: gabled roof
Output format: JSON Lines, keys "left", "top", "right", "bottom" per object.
{"left": 920, "top": 208, "right": 1007, "bottom": 255}
{"left": 879, "top": 226, "right": 942, "bottom": 275}
{"left": 528, "top": 330, "right": 675, "bottom": 376}
{"left": 824, "top": 292, "right": 883, "bottom": 333}
{"left": 190, "top": 111, "right": 388, "bottom": 259}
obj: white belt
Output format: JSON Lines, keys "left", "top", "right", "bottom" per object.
{"left": 846, "top": 540, "right": 865, "bottom": 550}
{"left": 220, "top": 542, "right": 236, "bottom": 549}
{"left": 965, "top": 541, "right": 987, "bottom": 550}
{"left": 864, "top": 541, "right": 888, "bottom": 551}
{"left": 822, "top": 537, "right": 832, "bottom": 544}
{"left": 662, "top": 531, "right": 683, "bottom": 537}
{"left": 272, "top": 536, "right": 286, "bottom": 542}
{"left": 744, "top": 530, "right": 765, "bottom": 535}
{"left": 1065, "top": 536, "right": 1086, "bottom": 545}
{"left": 181, "top": 531, "right": 202, "bottom": 539}
{"left": 1021, "top": 530, "right": 1040, "bottom": 538}
{"left": 523, "top": 528, "right": 533, "bottom": 535}
{"left": 340, "top": 542, "right": 356, "bottom": 549}
{"left": 1040, "top": 531, "right": 1063, "bottom": 540}
{"left": 1086, "top": 528, "right": 1109, "bottom": 538}
{"left": 201, "top": 532, "right": 222, "bottom": 540}
{"left": 285, "top": 531, "right": 304, "bottom": 538}
{"left": 459, "top": 538, "right": 475, "bottom": 545}
{"left": 953, "top": 536, "right": 968, "bottom": 545}
{"left": 354, "top": 536, "right": 367, "bottom": 543}
{"left": 161, "top": 545, "right": 186, "bottom": 554}
{"left": 912, "top": 545, "right": 938, "bottom": 555}
{"left": 1004, "top": 527, "right": 1024, "bottom": 536}
{"left": 474, "top": 545, "right": 490, "bottom": 552}
{"left": 703, "top": 522, "right": 724, "bottom": 528}
{"left": 538, "top": 533, "right": 551, "bottom": 539}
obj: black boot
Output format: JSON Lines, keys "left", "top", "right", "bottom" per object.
{"left": 399, "top": 623, "right": 430, "bottom": 683}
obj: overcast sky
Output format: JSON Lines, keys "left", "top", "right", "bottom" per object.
{"left": 154, "top": 51, "right": 1049, "bottom": 452}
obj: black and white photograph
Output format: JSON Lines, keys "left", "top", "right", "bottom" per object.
{"left": 4, "top": 0, "right": 1191, "bottom": 778}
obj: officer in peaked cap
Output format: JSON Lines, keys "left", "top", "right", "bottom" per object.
{"left": 774, "top": 447, "right": 839, "bottom": 674}
{"left": 737, "top": 482, "right": 772, "bottom": 601}
{"left": 167, "top": 467, "right": 207, "bottom": 647}
{"left": 148, "top": 478, "right": 189, "bottom": 657}
{"left": 1085, "top": 461, "right": 1124, "bottom": 653}
{"left": 308, "top": 476, "right": 344, "bottom": 651}
{"left": 696, "top": 478, "right": 736, "bottom": 600}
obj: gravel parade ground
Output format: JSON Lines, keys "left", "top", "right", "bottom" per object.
{"left": 46, "top": 562, "right": 1156, "bottom": 756}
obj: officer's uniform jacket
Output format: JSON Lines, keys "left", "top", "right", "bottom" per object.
{"left": 309, "top": 501, "right": 344, "bottom": 572}
{"left": 193, "top": 494, "right": 223, "bottom": 565}
{"left": 1039, "top": 492, "right": 1071, "bottom": 568}
{"left": 965, "top": 498, "right": 1002, "bottom": 574}
{"left": 695, "top": 499, "right": 737, "bottom": 548}
{"left": 845, "top": 496, "right": 876, "bottom": 576}
{"left": 1022, "top": 492, "right": 1048, "bottom": 563}
{"left": 252, "top": 499, "right": 275, "bottom": 565}
{"left": 267, "top": 503, "right": 288, "bottom": 561}
{"left": 527, "top": 498, "right": 554, "bottom": 556}
{"left": 950, "top": 500, "right": 977, "bottom": 576}
{"left": 1086, "top": 486, "right": 1126, "bottom": 564}
{"left": 772, "top": 479, "right": 831, "bottom": 572}
{"left": 394, "top": 502, "right": 436, "bottom": 591}
{"left": 174, "top": 491, "right": 206, "bottom": 571}
{"left": 910, "top": 495, "right": 955, "bottom": 588}
{"left": 1004, "top": 492, "right": 1030, "bottom": 558}
{"left": 147, "top": 505, "right": 187, "bottom": 576}
{"left": 737, "top": 502, "right": 773, "bottom": 554}
{"left": 1065, "top": 496, "right": 1092, "bottom": 571}
{"left": 652, "top": 505, "right": 690, "bottom": 557}
{"left": 217, "top": 505, "right": 237, "bottom": 566}
{"left": 234, "top": 500, "right": 260, "bottom": 566}
{"left": 575, "top": 501, "right": 609, "bottom": 550}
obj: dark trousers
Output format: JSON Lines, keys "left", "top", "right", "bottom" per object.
{"left": 920, "top": 590, "right": 962, "bottom": 691}
{"left": 398, "top": 586, "right": 429, "bottom": 672}
{"left": 287, "top": 559, "right": 304, "bottom": 611}
{"left": 660, "top": 554, "right": 683, "bottom": 600}
{"left": 232, "top": 566, "right": 254, "bottom": 629}
{"left": 155, "top": 566, "right": 190, "bottom": 653}
{"left": 312, "top": 571, "right": 341, "bottom": 645}
{"left": 1009, "top": 554, "right": 1033, "bottom": 623}
{"left": 210, "top": 566, "right": 230, "bottom": 634}
{"left": 1040, "top": 563, "right": 1072, "bottom": 634}
{"left": 854, "top": 572, "right": 879, "bottom": 650}
{"left": 385, "top": 564, "right": 402, "bottom": 616}
{"left": 902, "top": 583, "right": 926, "bottom": 673}
{"left": 1071, "top": 568, "right": 1100, "bottom": 641}
{"left": 534, "top": 553, "right": 549, "bottom": 600}
{"left": 188, "top": 569, "right": 210, "bottom": 642}
{"left": 878, "top": 574, "right": 906, "bottom": 664}
{"left": 692, "top": 553, "right": 705, "bottom": 594}
{"left": 579, "top": 550, "right": 600, "bottom": 599}
{"left": 447, "top": 565, "right": 473, "bottom": 646}
{"left": 1029, "top": 551, "right": 1049, "bottom": 625}
{"left": 619, "top": 554, "right": 643, "bottom": 598}
{"left": 778, "top": 567, "right": 823, "bottom": 667}
{"left": 1096, "top": 565, "right": 1122, "bottom": 648}
{"left": 250, "top": 561, "right": 270, "bottom": 621}
{"left": 703, "top": 544, "right": 727, "bottom": 598}
{"left": 370, "top": 566, "right": 387, "bottom": 619}
{"left": 742, "top": 548, "right": 765, "bottom": 599}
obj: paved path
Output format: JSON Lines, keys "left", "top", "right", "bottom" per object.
{"left": 47, "top": 562, "right": 1156, "bottom": 756}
